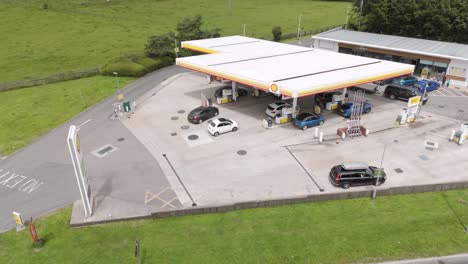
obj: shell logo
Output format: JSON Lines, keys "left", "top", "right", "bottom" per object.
{"left": 270, "top": 83, "right": 279, "bottom": 94}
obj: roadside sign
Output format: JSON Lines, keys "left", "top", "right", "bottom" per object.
{"left": 407, "top": 96, "right": 421, "bottom": 107}
{"left": 315, "top": 105, "right": 321, "bottom": 114}
{"left": 13, "top": 211, "right": 23, "bottom": 226}
{"left": 117, "top": 93, "right": 124, "bottom": 101}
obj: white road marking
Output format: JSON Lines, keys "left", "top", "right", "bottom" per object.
{"left": 441, "top": 88, "right": 456, "bottom": 96}
{"left": 430, "top": 90, "right": 444, "bottom": 96}
{"left": 450, "top": 89, "right": 465, "bottom": 97}
{"left": 0, "top": 169, "right": 44, "bottom": 194}
{"left": 78, "top": 119, "right": 92, "bottom": 129}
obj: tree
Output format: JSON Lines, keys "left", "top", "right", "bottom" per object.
{"left": 272, "top": 26, "right": 282, "bottom": 42}
{"left": 349, "top": 0, "right": 468, "bottom": 44}
{"left": 144, "top": 33, "right": 175, "bottom": 58}
{"left": 176, "top": 15, "right": 221, "bottom": 41}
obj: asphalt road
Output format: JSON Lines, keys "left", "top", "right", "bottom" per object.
{"left": 381, "top": 253, "right": 468, "bottom": 264}
{"left": 0, "top": 65, "right": 187, "bottom": 232}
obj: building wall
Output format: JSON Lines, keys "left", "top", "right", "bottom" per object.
{"left": 447, "top": 59, "right": 468, "bottom": 88}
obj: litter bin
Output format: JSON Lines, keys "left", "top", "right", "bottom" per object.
{"left": 208, "top": 98, "right": 213, "bottom": 106}
{"left": 123, "top": 101, "right": 131, "bottom": 112}
{"left": 268, "top": 118, "right": 273, "bottom": 128}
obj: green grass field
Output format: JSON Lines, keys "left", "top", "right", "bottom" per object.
{"left": 2, "top": 190, "right": 468, "bottom": 263}
{"left": 0, "top": 0, "right": 349, "bottom": 82}
{"left": 0, "top": 76, "right": 135, "bottom": 156}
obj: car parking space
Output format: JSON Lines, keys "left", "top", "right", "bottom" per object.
{"left": 123, "top": 73, "right": 468, "bottom": 207}
{"left": 430, "top": 86, "right": 468, "bottom": 97}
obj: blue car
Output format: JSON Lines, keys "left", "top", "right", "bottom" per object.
{"left": 392, "top": 76, "right": 418, "bottom": 86}
{"left": 338, "top": 102, "right": 372, "bottom": 118}
{"left": 413, "top": 80, "right": 440, "bottom": 93}
{"left": 294, "top": 112, "right": 325, "bottom": 130}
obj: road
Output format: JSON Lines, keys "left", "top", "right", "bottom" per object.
{"left": 0, "top": 65, "right": 187, "bottom": 232}
{"left": 380, "top": 253, "right": 468, "bottom": 264}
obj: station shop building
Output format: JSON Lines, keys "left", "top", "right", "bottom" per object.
{"left": 312, "top": 29, "right": 468, "bottom": 89}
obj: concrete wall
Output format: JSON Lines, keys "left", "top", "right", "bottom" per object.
{"left": 447, "top": 59, "right": 468, "bottom": 89}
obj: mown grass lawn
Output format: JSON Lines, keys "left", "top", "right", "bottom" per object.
{"left": 0, "top": 0, "right": 349, "bottom": 82}
{"left": 2, "top": 190, "right": 468, "bottom": 264}
{"left": 0, "top": 76, "right": 135, "bottom": 156}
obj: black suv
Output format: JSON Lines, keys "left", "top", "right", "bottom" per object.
{"left": 329, "top": 162, "right": 386, "bottom": 189}
{"left": 188, "top": 106, "right": 219, "bottom": 124}
{"left": 384, "top": 84, "right": 428, "bottom": 104}
{"left": 315, "top": 91, "right": 344, "bottom": 109}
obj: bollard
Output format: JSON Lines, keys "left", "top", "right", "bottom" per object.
{"left": 460, "top": 136, "right": 465, "bottom": 145}
{"left": 133, "top": 101, "right": 137, "bottom": 109}
{"left": 314, "top": 128, "right": 318, "bottom": 138}
{"left": 319, "top": 132, "right": 323, "bottom": 143}
{"left": 450, "top": 130, "right": 456, "bottom": 141}
{"left": 341, "top": 131, "right": 346, "bottom": 140}
{"left": 365, "top": 129, "right": 370, "bottom": 136}
{"left": 118, "top": 104, "right": 121, "bottom": 112}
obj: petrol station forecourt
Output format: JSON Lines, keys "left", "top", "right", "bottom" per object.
{"left": 65, "top": 35, "right": 468, "bottom": 227}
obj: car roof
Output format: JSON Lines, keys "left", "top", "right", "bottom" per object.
{"left": 192, "top": 106, "right": 207, "bottom": 112}
{"left": 270, "top": 101, "right": 289, "bottom": 107}
{"left": 341, "top": 162, "right": 369, "bottom": 170}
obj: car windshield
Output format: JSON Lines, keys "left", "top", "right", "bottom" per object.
{"left": 267, "top": 105, "right": 274, "bottom": 111}
{"left": 370, "top": 167, "right": 385, "bottom": 176}
{"left": 208, "top": 121, "right": 216, "bottom": 127}
{"left": 296, "top": 113, "right": 311, "bottom": 120}
{"left": 341, "top": 104, "right": 351, "bottom": 109}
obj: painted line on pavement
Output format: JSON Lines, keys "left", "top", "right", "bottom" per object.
{"left": 0, "top": 169, "right": 44, "bottom": 194}
{"left": 78, "top": 119, "right": 92, "bottom": 129}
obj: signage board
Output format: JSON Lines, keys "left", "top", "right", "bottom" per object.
{"left": 13, "top": 211, "right": 23, "bottom": 226}
{"left": 407, "top": 96, "right": 421, "bottom": 107}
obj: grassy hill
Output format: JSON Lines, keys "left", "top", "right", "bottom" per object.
{"left": 0, "top": 0, "right": 350, "bottom": 82}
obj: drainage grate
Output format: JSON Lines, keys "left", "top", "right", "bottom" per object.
{"left": 181, "top": 125, "right": 190, "bottom": 130}
{"left": 171, "top": 132, "right": 177, "bottom": 136}
{"left": 177, "top": 110, "right": 186, "bottom": 114}
{"left": 117, "top": 138, "right": 125, "bottom": 142}
{"left": 459, "top": 110, "right": 465, "bottom": 113}
{"left": 438, "top": 105, "right": 445, "bottom": 108}
{"left": 171, "top": 116, "right": 179, "bottom": 120}
{"left": 394, "top": 139, "right": 399, "bottom": 143}
{"left": 336, "top": 142, "right": 340, "bottom": 144}
{"left": 237, "top": 150, "right": 247, "bottom": 155}
{"left": 419, "top": 154, "right": 429, "bottom": 161}
{"left": 188, "top": 135, "right": 199, "bottom": 140}
{"left": 98, "top": 146, "right": 114, "bottom": 155}
{"left": 92, "top": 144, "right": 118, "bottom": 158}
{"left": 394, "top": 168, "right": 404, "bottom": 173}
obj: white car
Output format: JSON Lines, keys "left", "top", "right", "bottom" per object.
{"left": 207, "top": 118, "right": 238, "bottom": 136}
{"left": 265, "top": 101, "right": 300, "bottom": 118}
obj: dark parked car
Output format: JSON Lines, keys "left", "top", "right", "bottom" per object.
{"left": 315, "top": 91, "right": 343, "bottom": 108}
{"left": 188, "top": 106, "right": 219, "bottom": 124}
{"left": 384, "top": 84, "right": 428, "bottom": 104}
{"left": 329, "top": 162, "right": 386, "bottom": 189}
{"left": 373, "top": 78, "right": 394, "bottom": 85}
{"left": 338, "top": 102, "right": 372, "bottom": 118}
{"left": 214, "top": 87, "right": 248, "bottom": 98}
{"left": 392, "top": 76, "right": 418, "bottom": 86}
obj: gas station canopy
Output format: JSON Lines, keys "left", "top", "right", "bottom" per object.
{"left": 176, "top": 36, "right": 414, "bottom": 98}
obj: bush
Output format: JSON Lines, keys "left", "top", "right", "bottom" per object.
{"left": 272, "top": 26, "right": 282, "bottom": 42}
{"left": 102, "top": 61, "right": 148, "bottom": 77}
{"left": 102, "top": 55, "right": 173, "bottom": 77}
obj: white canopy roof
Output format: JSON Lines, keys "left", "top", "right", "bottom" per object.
{"left": 177, "top": 36, "right": 414, "bottom": 98}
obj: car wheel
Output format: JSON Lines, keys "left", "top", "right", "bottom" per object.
{"left": 232, "top": 127, "right": 238, "bottom": 132}
{"left": 319, "top": 120, "right": 324, "bottom": 126}
{"left": 214, "top": 132, "right": 219, "bottom": 137}
{"left": 342, "top": 182, "right": 351, "bottom": 189}
{"left": 302, "top": 125, "right": 308, "bottom": 130}
{"left": 389, "top": 94, "right": 396, "bottom": 100}
{"left": 198, "top": 119, "right": 203, "bottom": 124}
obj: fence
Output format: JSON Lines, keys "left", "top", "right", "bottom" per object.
{"left": 280, "top": 24, "right": 343, "bottom": 40}
{"left": 0, "top": 67, "right": 101, "bottom": 92}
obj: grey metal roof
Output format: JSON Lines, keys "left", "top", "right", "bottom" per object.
{"left": 313, "top": 29, "right": 468, "bottom": 61}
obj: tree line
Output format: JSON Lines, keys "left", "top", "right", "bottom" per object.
{"left": 348, "top": 0, "right": 468, "bottom": 44}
